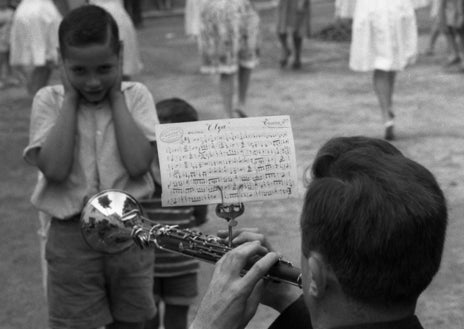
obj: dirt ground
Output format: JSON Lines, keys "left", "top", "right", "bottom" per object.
{"left": 1, "top": 3, "right": 463, "bottom": 329}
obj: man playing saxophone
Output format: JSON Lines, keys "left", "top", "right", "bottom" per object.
{"left": 189, "top": 136, "right": 448, "bottom": 329}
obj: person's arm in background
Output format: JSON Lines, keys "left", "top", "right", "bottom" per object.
{"left": 51, "top": 0, "right": 70, "bottom": 16}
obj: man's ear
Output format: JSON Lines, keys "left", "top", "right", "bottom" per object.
{"left": 306, "top": 253, "right": 328, "bottom": 299}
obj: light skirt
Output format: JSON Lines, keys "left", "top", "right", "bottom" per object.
{"left": 276, "top": 0, "right": 311, "bottom": 37}
{"left": 349, "top": 0, "right": 417, "bottom": 72}
{"left": 411, "top": 0, "right": 431, "bottom": 9}
{"left": 199, "top": 0, "right": 260, "bottom": 74}
{"left": 9, "top": 0, "right": 61, "bottom": 66}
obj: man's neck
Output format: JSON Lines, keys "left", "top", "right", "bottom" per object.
{"left": 311, "top": 297, "right": 416, "bottom": 329}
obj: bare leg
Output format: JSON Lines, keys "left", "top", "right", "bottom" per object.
{"left": 163, "top": 304, "right": 189, "bottom": 329}
{"left": 373, "top": 69, "right": 396, "bottom": 140}
{"left": 0, "top": 53, "right": 6, "bottom": 88}
{"left": 237, "top": 65, "right": 251, "bottom": 116}
{"left": 12, "top": 65, "right": 27, "bottom": 85}
{"left": 292, "top": 32, "right": 303, "bottom": 69}
{"left": 278, "top": 33, "right": 290, "bottom": 67}
{"left": 27, "top": 65, "right": 52, "bottom": 96}
{"left": 426, "top": 22, "right": 440, "bottom": 54}
{"left": 220, "top": 73, "right": 234, "bottom": 118}
{"left": 444, "top": 28, "right": 461, "bottom": 65}
{"left": 455, "top": 28, "right": 464, "bottom": 70}
{"left": 0, "top": 52, "right": 7, "bottom": 80}
{"left": 143, "top": 301, "right": 160, "bottom": 329}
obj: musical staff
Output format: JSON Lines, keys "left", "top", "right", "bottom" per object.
{"left": 155, "top": 116, "right": 298, "bottom": 206}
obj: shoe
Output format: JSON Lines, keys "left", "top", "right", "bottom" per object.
{"left": 292, "top": 59, "right": 302, "bottom": 70}
{"left": 234, "top": 109, "right": 248, "bottom": 118}
{"left": 424, "top": 48, "right": 434, "bottom": 56}
{"left": 444, "top": 56, "right": 461, "bottom": 67}
{"left": 388, "top": 110, "right": 395, "bottom": 120}
{"left": 384, "top": 121, "right": 394, "bottom": 141}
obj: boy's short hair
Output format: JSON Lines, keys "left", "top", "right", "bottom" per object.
{"left": 156, "top": 98, "right": 198, "bottom": 123}
{"left": 301, "top": 136, "right": 447, "bottom": 307}
{"left": 58, "top": 5, "right": 120, "bottom": 57}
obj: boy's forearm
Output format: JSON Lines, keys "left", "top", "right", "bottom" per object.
{"left": 111, "top": 93, "right": 154, "bottom": 177}
{"left": 37, "top": 95, "right": 78, "bottom": 182}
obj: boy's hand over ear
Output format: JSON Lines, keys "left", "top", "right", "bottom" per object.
{"left": 60, "top": 62, "right": 79, "bottom": 102}
{"left": 109, "top": 44, "right": 124, "bottom": 104}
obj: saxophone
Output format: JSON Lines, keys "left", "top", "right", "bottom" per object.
{"left": 80, "top": 189, "right": 302, "bottom": 288}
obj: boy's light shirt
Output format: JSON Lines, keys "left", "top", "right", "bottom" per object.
{"left": 24, "top": 82, "right": 159, "bottom": 219}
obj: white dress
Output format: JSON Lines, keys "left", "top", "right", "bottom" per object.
{"left": 90, "top": 0, "right": 143, "bottom": 76}
{"left": 349, "top": 0, "right": 418, "bottom": 72}
{"left": 9, "top": 0, "right": 62, "bottom": 66}
{"left": 185, "top": 0, "right": 206, "bottom": 37}
{"left": 335, "top": 0, "right": 357, "bottom": 19}
{"left": 410, "top": 0, "right": 431, "bottom": 9}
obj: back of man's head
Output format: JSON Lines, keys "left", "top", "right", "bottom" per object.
{"left": 301, "top": 136, "right": 447, "bottom": 307}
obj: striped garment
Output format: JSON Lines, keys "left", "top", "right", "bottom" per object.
{"left": 140, "top": 196, "right": 204, "bottom": 277}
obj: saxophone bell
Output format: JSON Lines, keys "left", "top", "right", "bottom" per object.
{"left": 80, "top": 189, "right": 150, "bottom": 254}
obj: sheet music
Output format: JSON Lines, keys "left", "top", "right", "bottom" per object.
{"left": 155, "top": 116, "right": 298, "bottom": 206}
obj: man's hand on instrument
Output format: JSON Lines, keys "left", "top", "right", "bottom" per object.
{"left": 218, "top": 228, "right": 301, "bottom": 313}
{"left": 189, "top": 241, "right": 279, "bottom": 329}
{"left": 218, "top": 227, "right": 273, "bottom": 251}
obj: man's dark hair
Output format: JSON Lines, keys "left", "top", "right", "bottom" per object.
{"left": 156, "top": 98, "right": 198, "bottom": 123}
{"left": 301, "top": 136, "right": 447, "bottom": 307}
{"left": 58, "top": 5, "right": 120, "bottom": 57}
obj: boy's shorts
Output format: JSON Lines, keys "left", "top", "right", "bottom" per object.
{"left": 46, "top": 218, "right": 156, "bottom": 329}
{"left": 153, "top": 273, "right": 198, "bottom": 306}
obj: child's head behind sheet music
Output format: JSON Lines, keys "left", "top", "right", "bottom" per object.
{"left": 156, "top": 98, "right": 199, "bottom": 124}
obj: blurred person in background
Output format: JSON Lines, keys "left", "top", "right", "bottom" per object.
{"left": 276, "top": 0, "right": 311, "bottom": 70}
{"left": 9, "top": 0, "right": 62, "bottom": 95}
{"left": 349, "top": 0, "right": 418, "bottom": 141}
{"left": 88, "top": 0, "right": 143, "bottom": 79}
{"left": 199, "top": 0, "right": 260, "bottom": 118}
{"left": 438, "top": 0, "right": 464, "bottom": 68}
{"left": 124, "top": 0, "right": 144, "bottom": 28}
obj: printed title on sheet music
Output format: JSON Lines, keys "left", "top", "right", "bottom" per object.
{"left": 155, "top": 116, "right": 299, "bottom": 207}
